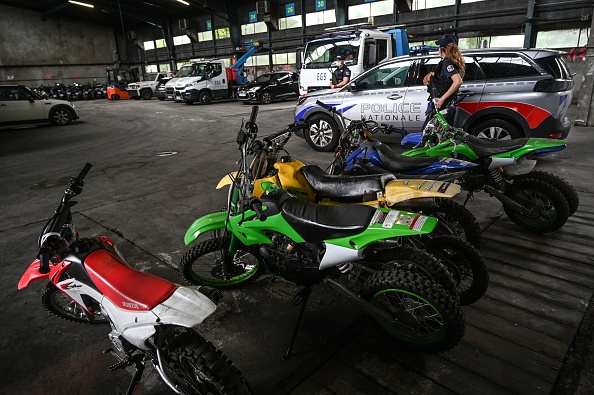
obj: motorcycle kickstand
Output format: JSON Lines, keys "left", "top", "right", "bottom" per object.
{"left": 125, "top": 354, "right": 147, "bottom": 395}
{"left": 104, "top": 348, "right": 147, "bottom": 395}
{"left": 283, "top": 286, "right": 312, "bottom": 361}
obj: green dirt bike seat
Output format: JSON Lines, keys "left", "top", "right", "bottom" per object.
{"left": 367, "top": 140, "right": 438, "bottom": 172}
{"left": 267, "top": 190, "right": 377, "bottom": 242}
{"left": 300, "top": 165, "right": 396, "bottom": 201}
{"left": 464, "top": 135, "right": 530, "bottom": 158}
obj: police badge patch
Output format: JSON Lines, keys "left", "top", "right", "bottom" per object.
{"left": 447, "top": 65, "right": 455, "bottom": 72}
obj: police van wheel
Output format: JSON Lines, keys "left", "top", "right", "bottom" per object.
{"left": 305, "top": 114, "right": 339, "bottom": 152}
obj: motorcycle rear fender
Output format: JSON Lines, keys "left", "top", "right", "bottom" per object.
{"left": 491, "top": 138, "right": 566, "bottom": 160}
{"left": 101, "top": 287, "right": 217, "bottom": 350}
{"left": 383, "top": 179, "right": 461, "bottom": 206}
{"left": 184, "top": 211, "right": 228, "bottom": 246}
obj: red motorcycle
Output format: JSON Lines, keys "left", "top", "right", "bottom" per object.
{"left": 18, "top": 163, "right": 251, "bottom": 395}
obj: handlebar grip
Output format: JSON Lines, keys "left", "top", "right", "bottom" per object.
{"left": 249, "top": 106, "right": 259, "bottom": 124}
{"left": 316, "top": 100, "right": 333, "bottom": 112}
{"left": 76, "top": 163, "right": 92, "bottom": 180}
{"left": 38, "top": 250, "right": 52, "bottom": 274}
{"left": 249, "top": 198, "right": 267, "bottom": 221}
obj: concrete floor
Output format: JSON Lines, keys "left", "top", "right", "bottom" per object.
{"left": 0, "top": 98, "right": 592, "bottom": 395}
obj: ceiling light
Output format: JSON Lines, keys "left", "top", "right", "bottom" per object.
{"left": 176, "top": 0, "right": 190, "bottom": 5}
{"left": 69, "top": 0, "right": 95, "bottom": 8}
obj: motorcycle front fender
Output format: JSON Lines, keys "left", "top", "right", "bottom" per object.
{"left": 18, "top": 259, "right": 48, "bottom": 290}
{"left": 216, "top": 172, "right": 238, "bottom": 189}
{"left": 184, "top": 211, "right": 228, "bottom": 246}
{"left": 18, "top": 258, "right": 71, "bottom": 290}
{"left": 401, "top": 132, "right": 423, "bottom": 147}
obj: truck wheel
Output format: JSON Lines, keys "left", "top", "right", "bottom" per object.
{"left": 199, "top": 92, "right": 212, "bottom": 105}
{"left": 141, "top": 89, "right": 153, "bottom": 100}
{"left": 469, "top": 119, "right": 521, "bottom": 140}
{"left": 260, "top": 91, "right": 273, "bottom": 105}
{"left": 304, "top": 113, "right": 340, "bottom": 152}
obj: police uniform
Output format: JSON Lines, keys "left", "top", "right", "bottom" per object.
{"left": 332, "top": 65, "right": 351, "bottom": 86}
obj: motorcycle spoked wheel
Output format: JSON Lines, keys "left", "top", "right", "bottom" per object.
{"left": 503, "top": 177, "right": 570, "bottom": 233}
{"left": 165, "top": 332, "right": 252, "bottom": 395}
{"left": 180, "top": 236, "right": 264, "bottom": 288}
{"left": 361, "top": 269, "right": 465, "bottom": 353}
{"left": 412, "top": 199, "right": 482, "bottom": 249}
{"left": 369, "top": 245, "right": 458, "bottom": 299}
{"left": 41, "top": 282, "right": 108, "bottom": 324}
{"left": 421, "top": 235, "right": 489, "bottom": 306}
{"left": 516, "top": 171, "right": 579, "bottom": 216}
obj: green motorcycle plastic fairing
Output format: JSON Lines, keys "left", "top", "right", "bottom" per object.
{"left": 404, "top": 137, "right": 566, "bottom": 162}
{"left": 184, "top": 211, "right": 229, "bottom": 245}
{"left": 490, "top": 138, "right": 566, "bottom": 160}
{"left": 227, "top": 209, "right": 307, "bottom": 245}
{"left": 326, "top": 208, "right": 438, "bottom": 250}
{"left": 403, "top": 140, "right": 478, "bottom": 160}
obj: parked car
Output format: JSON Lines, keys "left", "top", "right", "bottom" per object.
{"left": 237, "top": 72, "right": 299, "bottom": 104}
{"left": 0, "top": 85, "right": 79, "bottom": 127}
{"left": 294, "top": 48, "right": 574, "bottom": 151}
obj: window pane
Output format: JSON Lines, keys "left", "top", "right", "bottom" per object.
{"left": 279, "top": 15, "right": 302, "bottom": 29}
{"left": 254, "top": 22, "right": 268, "bottom": 33}
{"left": 357, "top": 60, "right": 413, "bottom": 90}
{"left": 155, "top": 39, "right": 167, "bottom": 48}
{"left": 371, "top": 0, "right": 392, "bottom": 16}
{"left": 323, "top": 10, "right": 336, "bottom": 24}
{"left": 488, "top": 35, "right": 524, "bottom": 48}
{"left": 215, "top": 28, "right": 230, "bottom": 39}
{"left": 306, "top": 12, "right": 322, "bottom": 26}
{"left": 273, "top": 53, "right": 288, "bottom": 64}
{"left": 199, "top": 31, "right": 213, "bottom": 41}
{"left": 476, "top": 55, "right": 539, "bottom": 79}
{"left": 413, "top": 0, "right": 455, "bottom": 10}
{"left": 173, "top": 35, "right": 191, "bottom": 46}
{"left": 144, "top": 41, "right": 155, "bottom": 50}
{"left": 348, "top": 4, "right": 368, "bottom": 19}
{"left": 536, "top": 29, "right": 583, "bottom": 49}
{"left": 242, "top": 24, "right": 255, "bottom": 35}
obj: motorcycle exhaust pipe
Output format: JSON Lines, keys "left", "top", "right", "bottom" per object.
{"left": 325, "top": 278, "right": 393, "bottom": 324}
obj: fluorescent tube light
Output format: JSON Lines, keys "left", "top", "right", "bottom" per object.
{"left": 176, "top": 0, "right": 190, "bottom": 5}
{"left": 69, "top": 0, "right": 95, "bottom": 8}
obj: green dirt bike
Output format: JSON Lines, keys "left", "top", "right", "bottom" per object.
{"left": 401, "top": 92, "right": 578, "bottom": 233}
{"left": 207, "top": 119, "right": 486, "bottom": 305}
{"left": 180, "top": 106, "right": 465, "bottom": 354}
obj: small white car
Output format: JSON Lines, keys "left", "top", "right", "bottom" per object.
{"left": 0, "top": 85, "right": 79, "bottom": 127}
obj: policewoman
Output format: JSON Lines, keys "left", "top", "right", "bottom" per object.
{"left": 330, "top": 55, "right": 351, "bottom": 89}
{"left": 423, "top": 35, "right": 466, "bottom": 124}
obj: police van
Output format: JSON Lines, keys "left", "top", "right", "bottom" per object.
{"left": 294, "top": 48, "right": 574, "bottom": 151}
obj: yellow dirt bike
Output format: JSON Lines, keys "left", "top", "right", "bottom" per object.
{"left": 210, "top": 118, "right": 488, "bottom": 305}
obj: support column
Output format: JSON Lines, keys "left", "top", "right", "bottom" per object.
{"left": 574, "top": 13, "right": 594, "bottom": 126}
{"left": 333, "top": 0, "right": 347, "bottom": 27}
{"left": 523, "top": 0, "right": 535, "bottom": 48}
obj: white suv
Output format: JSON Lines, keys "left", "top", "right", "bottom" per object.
{"left": 295, "top": 48, "right": 574, "bottom": 151}
{"left": 0, "top": 85, "right": 79, "bottom": 127}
